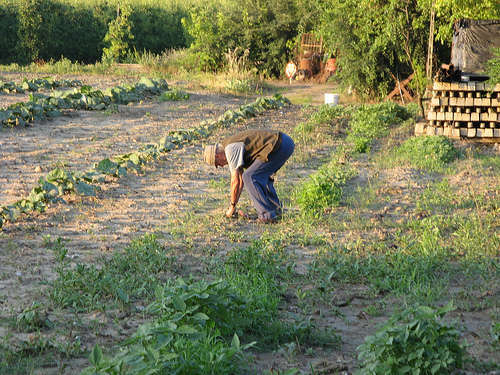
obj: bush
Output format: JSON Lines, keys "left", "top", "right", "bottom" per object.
{"left": 395, "top": 136, "right": 458, "bottom": 171}
{"left": 356, "top": 302, "right": 466, "bottom": 375}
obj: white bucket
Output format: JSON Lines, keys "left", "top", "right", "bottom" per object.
{"left": 324, "top": 93, "right": 339, "bottom": 106}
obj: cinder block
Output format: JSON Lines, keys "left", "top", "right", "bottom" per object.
{"left": 414, "top": 122, "right": 425, "bottom": 135}
{"left": 426, "top": 126, "right": 436, "bottom": 136}
{"left": 494, "top": 129, "right": 500, "bottom": 137}
{"left": 467, "top": 82, "right": 476, "bottom": 91}
{"left": 433, "top": 81, "right": 450, "bottom": 90}
{"left": 437, "top": 112, "right": 445, "bottom": 121}
{"left": 460, "top": 113, "right": 471, "bottom": 122}
{"left": 476, "top": 82, "right": 485, "bottom": 91}
{"left": 431, "top": 98, "right": 440, "bottom": 106}
{"left": 445, "top": 112, "right": 454, "bottom": 121}
{"left": 436, "top": 127, "right": 444, "bottom": 136}
{"left": 427, "top": 111, "right": 437, "bottom": 120}
{"left": 477, "top": 129, "right": 484, "bottom": 137}
{"left": 484, "top": 128, "right": 494, "bottom": 137}
{"left": 444, "top": 127, "right": 452, "bottom": 137}
{"left": 467, "top": 128, "right": 476, "bottom": 137}
{"left": 471, "top": 113, "right": 480, "bottom": 122}
{"left": 456, "top": 98, "right": 465, "bottom": 106}
{"left": 465, "top": 97, "right": 474, "bottom": 106}
{"left": 456, "top": 128, "right": 465, "bottom": 138}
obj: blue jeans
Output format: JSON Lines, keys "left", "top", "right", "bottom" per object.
{"left": 242, "top": 133, "right": 295, "bottom": 220}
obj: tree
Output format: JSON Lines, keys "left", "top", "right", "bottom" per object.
{"left": 102, "top": 4, "right": 134, "bottom": 63}
{"left": 17, "top": 0, "right": 46, "bottom": 63}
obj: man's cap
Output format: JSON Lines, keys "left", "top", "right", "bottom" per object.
{"left": 203, "top": 143, "right": 220, "bottom": 166}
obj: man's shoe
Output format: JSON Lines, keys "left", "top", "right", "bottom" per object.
{"left": 257, "top": 217, "right": 278, "bottom": 224}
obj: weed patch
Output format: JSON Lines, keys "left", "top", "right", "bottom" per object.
{"left": 346, "top": 102, "right": 411, "bottom": 153}
{"left": 295, "top": 152, "right": 357, "bottom": 215}
{"left": 392, "top": 136, "right": 459, "bottom": 172}
{"left": 218, "top": 241, "right": 340, "bottom": 348}
{"left": 49, "top": 234, "right": 174, "bottom": 312}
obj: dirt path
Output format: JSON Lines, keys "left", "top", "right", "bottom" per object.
{"left": 0, "top": 92, "right": 243, "bottom": 206}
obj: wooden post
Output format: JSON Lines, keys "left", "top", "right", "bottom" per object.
{"left": 426, "top": 2, "right": 435, "bottom": 80}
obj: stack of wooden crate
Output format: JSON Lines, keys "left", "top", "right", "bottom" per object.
{"left": 415, "top": 81, "right": 500, "bottom": 141}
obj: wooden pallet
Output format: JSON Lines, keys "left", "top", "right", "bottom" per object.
{"left": 416, "top": 81, "right": 500, "bottom": 141}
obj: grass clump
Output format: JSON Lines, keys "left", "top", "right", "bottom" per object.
{"left": 393, "top": 136, "right": 459, "bottom": 172}
{"left": 49, "top": 234, "right": 174, "bottom": 312}
{"left": 356, "top": 302, "right": 465, "bottom": 375}
{"left": 347, "top": 102, "right": 411, "bottom": 153}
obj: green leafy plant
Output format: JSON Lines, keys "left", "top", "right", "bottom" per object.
{"left": 102, "top": 4, "right": 134, "bottom": 63}
{"left": 81, "top": 278, "right": 255, "bottom": 375}
{"left": 159, "top": 88, "right": 190, "bottom": 101}
{"left": 15, "top": 302, "right": 51, "bottom": 332}
{"left": 356, "top": 302, "right": 466, "bottom": 375}
{"left": 394, "top": 136, "right": 459, "bottom": 171}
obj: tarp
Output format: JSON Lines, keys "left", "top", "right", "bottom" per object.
{"left": 451, "top": 19, "right": 500, "bottom": 74}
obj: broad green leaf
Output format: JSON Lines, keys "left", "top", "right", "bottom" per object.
{"left": 175, "top": 325, "right": 198, "bottom": 334}
{"left": 75, "top": 181, "right": 97, "bottom": 196}
{"left": 231, "top": 333, "right": 240, "bottom": 349}
{"left": 96, "top": 159, "right": 118, "bottom": 175}
{"left": 172, "top": 296, "right": 186, "bottom": 311}
{"left": 89, "top": 344, "right": 103, "bottom": 366}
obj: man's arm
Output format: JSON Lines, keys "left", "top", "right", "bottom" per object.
{"left": 225, "top": 168, "right": 244, "bottom": 217}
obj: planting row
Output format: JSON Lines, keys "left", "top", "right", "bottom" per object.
{"left": 0, "top": 77, "right": 169, "bottom": 127}
{"left": 0, "top": 77, "right": 82, "bottom": 94}
{"left": 0, "top": 94, "right": 290, "bottom": 230}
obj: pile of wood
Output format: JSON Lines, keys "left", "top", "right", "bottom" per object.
{"left": 415, "top": 81, "right": 500, "bottom": 141}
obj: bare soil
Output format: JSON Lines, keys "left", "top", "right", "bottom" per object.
{"left": 0, "top": 74, "right": 498, "bottom": 374}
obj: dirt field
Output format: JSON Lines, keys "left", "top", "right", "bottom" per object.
{"left": 1, "top": 74, "right": 498, "bottom": 374}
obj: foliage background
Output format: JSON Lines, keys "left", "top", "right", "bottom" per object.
{"left": 0, "top": 0, "right": 498, "bottom": 97}
{"left": 0, "top": 0, "right": 188, "bottom": 65}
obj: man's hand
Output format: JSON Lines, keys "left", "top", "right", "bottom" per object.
{"left": 225, "top": 204, "right": 237, "bottom": 218}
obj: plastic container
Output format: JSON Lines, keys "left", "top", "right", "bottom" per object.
{"left": 324, "top": 93, "right": 339, "bottom": 106}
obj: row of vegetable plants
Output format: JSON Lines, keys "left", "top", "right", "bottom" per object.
{"left": 0, "top": 94, "right": 290, "bottom": 230}
{"left": 0, "top": 77, "right": 168, "bottom": 127}
{"left": 0, "top": 77, "right": 82, "bottom": 94}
